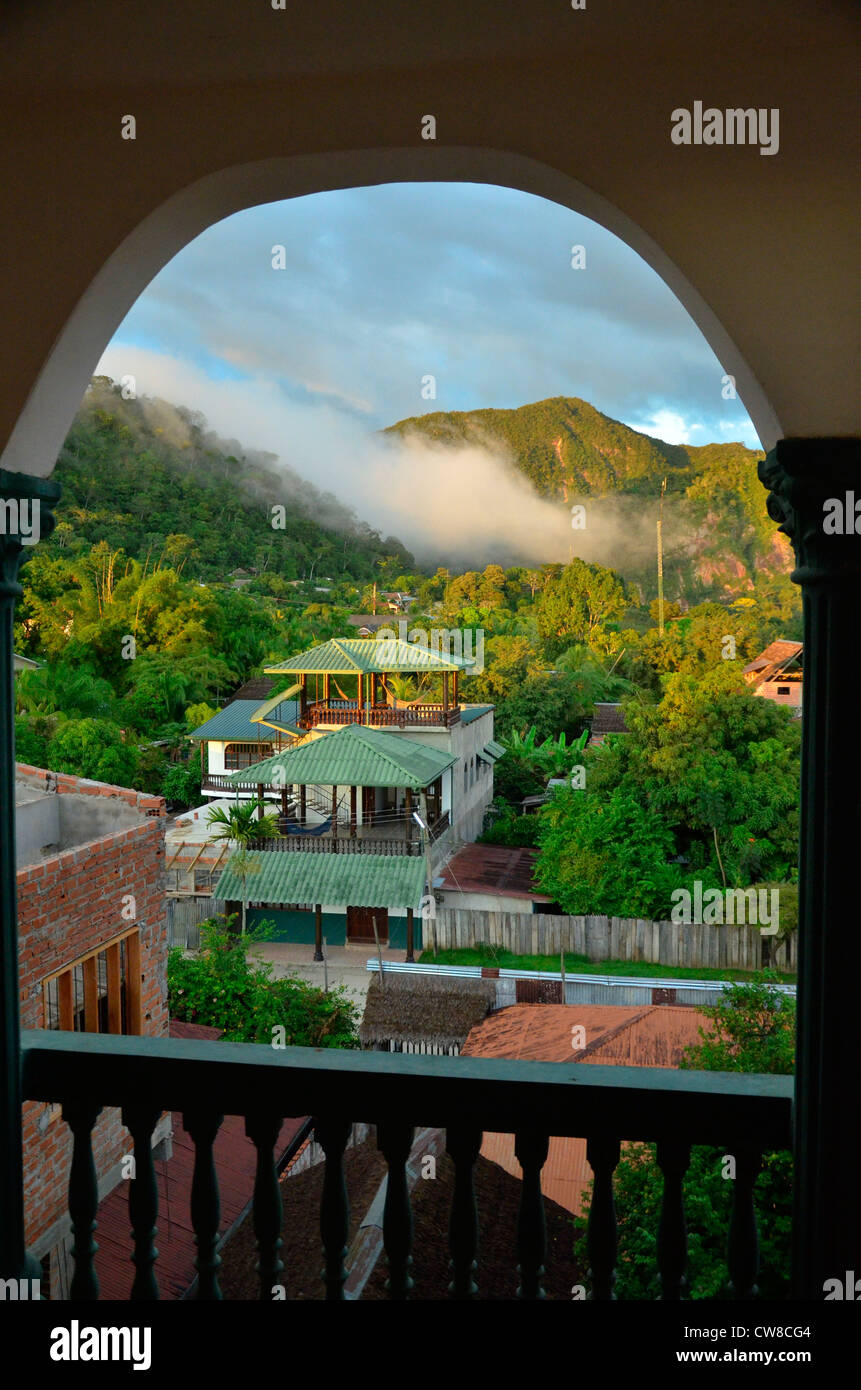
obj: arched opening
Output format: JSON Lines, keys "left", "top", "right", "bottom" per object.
{"left": 0, "top": 146, "right": 780, "bottom": 481}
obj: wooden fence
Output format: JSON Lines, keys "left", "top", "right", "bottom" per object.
{"left": 433, "top": 908, "right": 797, "bottom": 973}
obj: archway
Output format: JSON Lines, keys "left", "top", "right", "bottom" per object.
{"left": 0, "top": 145, "right": 780, "bottom": 481}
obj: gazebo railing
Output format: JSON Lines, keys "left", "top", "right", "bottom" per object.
{"left": 299, "top": 701, "right": 460, "bottom": 730}
{"left": 246, "top": 835, "right": 422, "bottom": 857}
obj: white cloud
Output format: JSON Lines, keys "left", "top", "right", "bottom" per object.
{"left": 621, "top": 408, "right": 701, "bottom": 446}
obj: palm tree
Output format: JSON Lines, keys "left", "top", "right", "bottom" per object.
{"left": 207, "top": 801, "right": 280, "bottom": 934}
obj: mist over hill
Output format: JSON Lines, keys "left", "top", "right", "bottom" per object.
{"left": 55, "top": 378, "right": 414, "bottom": 581}
{"left": 383, "top": 396, "right": 788, "bottom": 601}
{"left": 55, "top": 381, "right": 789, "bottom": 606}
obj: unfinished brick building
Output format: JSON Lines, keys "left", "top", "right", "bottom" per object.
{"left": 14, "top": 763, "right": 169, "bottom": 1297}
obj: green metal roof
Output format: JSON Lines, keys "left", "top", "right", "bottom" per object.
{"left": 265, "top": 636, "right": 474, "bottom": 675}
{"left": 225, "top": 723, "right": 455, "bottom": 789}
{"left": 459, "top": 704, "right": 494, "bottom": 725}
{"left": 217, "top": 849, "right": 426, "bottom": 910}
{"left": 189, "top": 700, "right": 300, "bottom": 742}
{"left": 477, "top": 739, "right": 506, "bottom": 764}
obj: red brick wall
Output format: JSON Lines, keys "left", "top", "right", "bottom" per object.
{"left": 16, "top": 765, "right": 168, "bottom": 1251}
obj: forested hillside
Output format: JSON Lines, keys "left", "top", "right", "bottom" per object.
{"left": 385, "top": 396, "right": 788, "bottom": 602}
{"left": 55, "top": 377, "right": 413, "bottom": 583}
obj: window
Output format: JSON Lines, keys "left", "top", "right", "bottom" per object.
{"left": 224, "top": 742, "right": 273, "bottom": 770}
{"left": 463, "top": 764, "right": 468, "bottom": 794}
{"left": 43, "top": 928, "right": 142, "bottom": 1036}
{"left": 777, "top": 685, "right": 791, "bottom": 695}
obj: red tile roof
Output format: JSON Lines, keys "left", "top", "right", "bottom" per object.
{"left": 93, "top": 1021, "right": 308, "bottom": 1299}
{"left": 439, "top": 844, "right": 548, "bottom": 899}
{"left": 463, "top": 1004, "right": 709, "bottom": 1216}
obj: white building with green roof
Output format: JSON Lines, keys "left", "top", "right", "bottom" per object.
{"left": 186, "top": 634, "right": 504, "bottom": 953}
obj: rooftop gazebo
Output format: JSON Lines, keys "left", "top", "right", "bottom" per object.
{"left": 263, "top": 636, "right": 475, "bottom": 731}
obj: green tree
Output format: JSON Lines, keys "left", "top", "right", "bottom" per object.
{"left": 206, "top": 802, "right": 280, "bottom": 934}
{"left": 537, "top": 558, "right": 628, "bottom": 655}
{"left": 168, "top": 916, "right": 358, "bottom": 1046}
{"left": 536, "top": 786, "right": 690, "bottom": 918}
{"left": 47, "top": 717, "right": 139, "bottom": 786}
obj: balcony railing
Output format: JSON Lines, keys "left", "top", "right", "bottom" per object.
{"left": 244, "top": 811, "right": 449, "bottom": 856}
{"left": 21, "top": 1029, "right": 792, "bottom": 1301}
{"left": 202, "top": 774, "right": 283, "bottom": 794}
{"left": 298, "top": 701, "right": 460, "bottom": 730}
{"left": 246, "top": 834, "right": 422, "bottom": 857}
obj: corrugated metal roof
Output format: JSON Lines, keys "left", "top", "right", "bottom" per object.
{"left": 190, "top": 699, "right": 299, "bottom": 742}
{"left": 462, "top": 1003, "right": 708, "bottom": 1064}
{"left": 217, "top": 848, "right": 426, "bottom": 909}
{"left": 743, "top": 640, "right": 803, "bottom": 688}
{"left": 458, "top": 705, "right": 494, "bottom": 726}
{"left": 591, "top": 703, "right": 629, "bottom": 735}
{"left": 464, "top": 1003, "right": 710, "bottom": 1217}
{"left": 226, "top": 723, "right": 455, "bottom": 789}
{"left": 439, "top": 845, "right": 544, "bottom": 899}
{"left": 265, "top": 636, "right": 474, "bottom": 675}
{"left": 481, "top": 739, "right": 506, "bottom": 761}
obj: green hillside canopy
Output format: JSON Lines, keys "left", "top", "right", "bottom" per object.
{"left": 217, "top": 849, "right": 426, "bottom": 910}
{"left": 265, "top": 635, "right": 475, "bottom": 675}
{"left": 225, "top": 723, "right": 454, "bottom": 789}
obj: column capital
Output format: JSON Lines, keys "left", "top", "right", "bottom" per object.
{"left": 0, "top": 469, "right": 61, "bottom": 593}
{"left": 758, "top": 438, "right": 861, "bottom": 583}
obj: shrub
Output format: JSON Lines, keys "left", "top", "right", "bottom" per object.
{"left": 168, "top": 916, "right": 359, "bottom": 1048}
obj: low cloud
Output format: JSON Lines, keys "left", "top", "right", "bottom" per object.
{"left": 94, "top": 347, "right": 679, "bottom": 572}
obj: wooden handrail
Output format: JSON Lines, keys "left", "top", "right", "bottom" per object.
{"left": 22, "top": 1030, "right": 792, "bottom": 1147}
{"left": 20, "top": 1031, "right": 792, "bottom": 1301}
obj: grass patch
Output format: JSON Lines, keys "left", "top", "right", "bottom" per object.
{"left": 417, "top": 943, "right": 795, "bottom": 984}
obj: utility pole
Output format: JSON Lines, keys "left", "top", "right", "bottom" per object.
{"left": 417, "top": 793, "right": 437, "bottom": 957}
{"left": 657, "top": 476, "right": 667, "bottom": 637}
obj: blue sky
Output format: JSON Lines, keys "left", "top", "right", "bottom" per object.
{"left": 96, "top": 181, "right": 759, "bottom": 562}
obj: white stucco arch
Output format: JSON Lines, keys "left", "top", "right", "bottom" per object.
{"left": 0, "top": 144, "right": 781, "bottom": 479}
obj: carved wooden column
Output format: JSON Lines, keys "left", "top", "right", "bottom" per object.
{"left": 759, "top": 437, "right": 861, "bottom": 1297}
{"left": 0, "top": 469, "right": 58, "bottom": 1283}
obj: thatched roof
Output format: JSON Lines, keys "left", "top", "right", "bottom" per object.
{"left": 359, "top": 975, "right": 495, "bottom": 1051}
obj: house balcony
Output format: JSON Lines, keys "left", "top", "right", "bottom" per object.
{"left": 245, "top": 811, "right": 450, "bottom": 857}
{"left": 20, "top": 1028, "right": 793, "bottom": 1301}
{"left": 297, "top": 700, "right": 460, "bottom": 731}
{"left": 201, "top": 773, "right": 282, "bottom": 795}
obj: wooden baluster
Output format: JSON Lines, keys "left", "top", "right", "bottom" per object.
{"left": 246, "top": 1111, "right": 285, "bottom": 1300}
{"left": 184, "top": 1109, "right": 224, "bottom": 1299}
{"left": 377, "top": 1123, "right": 415, "bottom": 1298}
{"left": 446, "top": 1125, "right": 482, "bottom": 1298}
{"left": 514, "top": 1129, "right": 549, "bottom": 1299}
{"left": 728, "top": 1144, "right": 763, "bottom": 1299}
{"left": 122, "top": 1105, "right": 162, "bottom": 1300}
{"left": 586, "top": 1135, "right": 620, "bottom": 1300}
{"left": 64, "top": 1100, "right": 102, "bottom": 1300}
{"left": 316, "top": 1117, "right": 351, "bottom": 1300}
{"left": 656, "top": 1138, "right": 690, "bottom": 1300}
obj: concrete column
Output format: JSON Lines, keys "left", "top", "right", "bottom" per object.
{"left": 760, "top": 437, "right": 861, "bottom": 1296}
